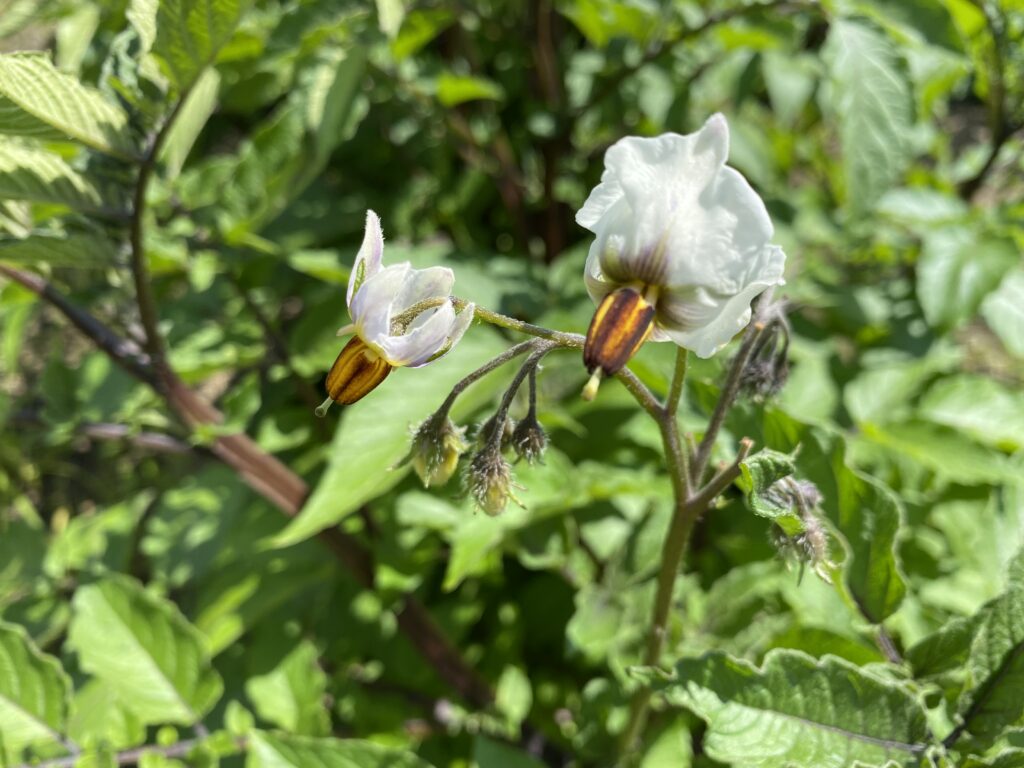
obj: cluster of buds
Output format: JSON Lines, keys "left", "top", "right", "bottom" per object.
{"left": 766, "top": 478, "right": 835, "bottom": 583}
{"left": 739, "top": 310, "right": 790, "bottom": 401}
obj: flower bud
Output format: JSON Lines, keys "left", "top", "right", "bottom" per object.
{"left": 410, "top": 416, "right": 468, "bottom": 488}
{"left": 739, "top": 315, "right": 790, "bottom": 401}
{"left": 468, "top": 447, "right": 513, "bottom": 516}
{"left": 767, "top": 478, "right": 834, "bottom": 583}
{"left": 512, "top": 415, "right": 547, "bottom": 464}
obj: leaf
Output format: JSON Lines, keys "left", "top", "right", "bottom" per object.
{"left": 391, "top": 9, "right": 455, "bottom": 60}
{"left": 653, "top": 650, "right": 930, "bottom": 768}
{"left": 906, "top": 615, "right": 976, "bottom": 678}
{"left": 858, "top": 421, "right": 1018, "bottom": 486}
{"left": 821, "top": 20, "right": 913, "bottom": 214}
{"left": 875, "top": 188, "right": 968, "bottom": 226}
{"left": 0, "top": 232, "right": 119, "bottom": 267}
{"left": 159, "top": 68, "right": 220, "bottom": 178}
{"left": 67, "top": 575, "right": 223, "bottom": 725}
{"left": 918, "top": 375, "right": 1024, "bottom": 452}
{"left": 0, "top": 138, "right": 124, "bottom": 214}
{"left": 981, "top": 268, "right": 1024, "bottom": 359}
{"left": 963, "top": 750, "right": 1024, "bottom": 768}
{"left": 472, "top": 736, "right": 546, "bottom": 768}
{"left": 374, "top": 0, "right": 405, "bottom": 39}
{"left": 956, "top": 586, "right": 1024, "bottom": 747}
{"left": 0, "top": 622, "right": 70, "bottom": 758}
{"left": 244, "top": 637, "right": 329, "bottom": 736}
{"left": 154, "top": 0, "right": 243, "bottom": 91}
{"left": 435, "top": 73, "right": 505, "bottom": 107}
{"left": 832, "top": 457, "right": 907, "bottom": 623}
{"left": 916, "top": 228, "right": 1018, "bottom": 330}
{"left": 246, "top": 731, "right": 435, "bottom": 768}
{"left": 738, "top": 449, "right": 801, "bottom": 535}
{"left": 214, "top": 42, "right": 366, "bottom": 234}
{"left": 275, "top": 329, "right": 506, "bottom": 546}
{"left": 67, "top": 680, "right": 145, "bottom": 750}
{"left": 0, "top": 53, "right": 137, "bottom": 160}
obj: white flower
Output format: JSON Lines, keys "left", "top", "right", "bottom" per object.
{"left": 345, "top": 210, "right": 474, "bottom": 367}
{"left": 577, "top": 113, "right": 785, "bottom": 363}
{"left": 317, "top": 211, "right": 474, "bottom": 413}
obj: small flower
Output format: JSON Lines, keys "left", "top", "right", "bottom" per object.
{"left": 577, "top": 114, "right": 786, "bottom": 384}
{"left": 410, "top": 416, "right": 469, "bottom": 488}
{"left": 316, "top": 211, "right": 475, "bottom": 415}
{"left": 467, "top": 445, "right": 513, "bottom": 516}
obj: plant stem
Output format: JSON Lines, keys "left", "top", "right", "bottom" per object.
{"left": 690, "top": 289, "right": 774, "bottom": 484}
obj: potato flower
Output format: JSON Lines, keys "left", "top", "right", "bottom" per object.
{"left": 315, "top": 211, "right": 474, "bottom": 415}
{"left": 577, "top": 114, "right": 786, "bottom": 396}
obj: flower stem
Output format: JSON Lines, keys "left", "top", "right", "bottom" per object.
{"left": 455, "top": 297, "right": 585, "bottom": 347}
{"left": 690, "top": 289, "right": 775, "bottom": 484}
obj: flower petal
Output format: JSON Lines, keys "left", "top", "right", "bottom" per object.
{"left": 392, "top": 265, "right": 455, "bottom": 313}
{"left": 376, "top": 301, "right": 457, "bottom": 367}
{"left": 585, "top": 114, "right": 743, "bottom": 287}
{"left": 350, "top": 262, "right": 411, "bottom": 341}
{"left": 347, "top": 210, "right": 385, "bottom": 307}
{"left": 656, "top": 245, "right": 786, "bottom": 358}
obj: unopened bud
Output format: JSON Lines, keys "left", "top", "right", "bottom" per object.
{"left": 512, "top": 415, "right": 547, "bottom": 464}
{"left": 767, "top": 478, "right": 834, "bottom": 582}
{"left": 739, "top": 314, "right": 790, "bottom": 401}
{"left": 411, "top": 416, "right": 468, "bottom": 488}
{"left": 468, "top": 447, "right": 513, "bottom": 516}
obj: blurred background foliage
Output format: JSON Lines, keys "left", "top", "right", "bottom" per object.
{"left": 1, "top": 0, "right": 1023, "bottom": 766}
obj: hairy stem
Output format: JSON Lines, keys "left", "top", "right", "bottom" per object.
{"left": 690, "top": 289, "right": 775, "bottom": 484}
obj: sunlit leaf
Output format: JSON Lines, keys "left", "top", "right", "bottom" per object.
{"left": 68, "top": 575, "right": 223, "bottom": 725}
{"left": 246, "top": 731, "right": 435, "bottom": 768}
{"left": 0, "top": 622, "right": 70, "bottom": 758}
{"left": 821, "top": 20, "right": 913, "bottom": 214}
{"left": 154, "top": 0, "right": 243, "bottom": 91}
{"left": 0, "top": 53, "right": 137, "bottom": 159}
{"left": 651, "top": 649, "right": 930, "bottom": 768}
{"left": 0, "top": 138, "right": 124, "bottom": 214}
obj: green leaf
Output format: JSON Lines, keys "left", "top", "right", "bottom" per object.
{"left": 0, "top": 622, "right": 70, "bottom": 758}
{"left": 956, "top": 587, "right": 1024, "bottom": 747}
{"left": 918, "top": 375, "right": 1024, "bottom": 452}
{"left": 653, "top": 650, "right": 930, "bottom": 768}
{"left": 0, "top": 53, "right": 137, "bottom": 160}
{"left": 68, "top": 575, "right": 223, "bottom": 726}
{"left": 640, "top": 719, "right": 692, "bottom": 768}
{"left": 738, "top": 449, "right": 801, "bottom": 535}
{"left": 159, "top": 68, "right": 220, "bottom": 178}
{"left": 857, "top": 421, "right": 1018, "bottom": 486}
{"left": 244, "top": 637, "right": 329, "bottom": 736}
{"left": 963, "top": 750, "right": 1024, "bottom": 768}
{"left": 832, "top": 457, "right": 906, "bottom": 623}
{"left": 435, "top": 73, "right": 505, "bottom": 107}
{"left": 154, "top": 0, "right": 243, "bottom": 91}
{"left": 67, "top": 680, "right": 145, "bottom": 751}
{"left": 0, "top": 138, "right": 124, "bottom": 214}
{"left": 374, "top": 0, "right": 405, "bottom": 39}
{"left": 246, "top": 731, "right": 435, "bottom": 768}
{"left": 275, "top": 328, "right": 506, "bottom": 546}
{"left": 213, "top": 42, "right": 366, "bottom": 234}
{"left": 906, "top": 614, "right": 976, "bottom": 678}
{"left": 0, "top": 232, "right": 118, "bottom": 267}
{"left": 916, "top": 228, "right": 1018, "bottom": 330}
{"left": 390, "top": 9, "right": 455, "bottom": 60}
{"left": 472, "top": 736, "right": 546, "bottom": 768}
{"left": 821, "top": 20, "right": 913, "bottom": 214}
{"left": 981, "top": 268, "right": 1024, "bottom": 359}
